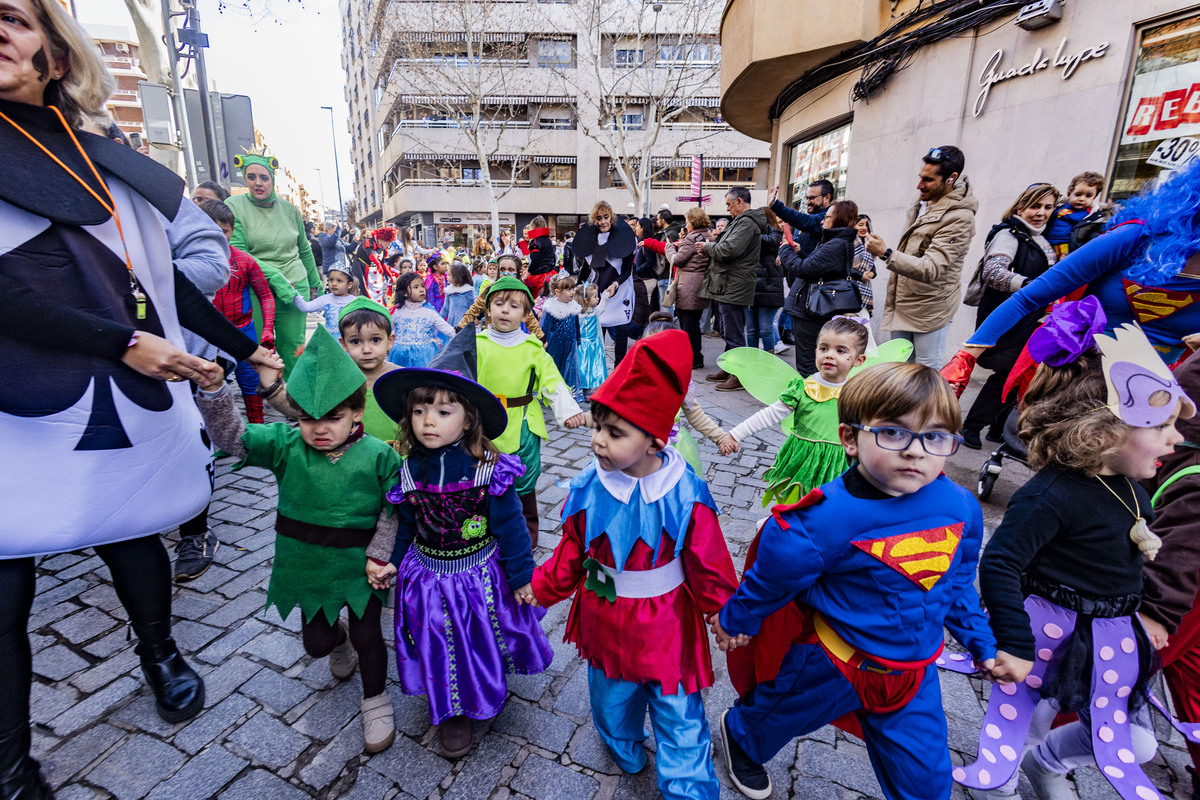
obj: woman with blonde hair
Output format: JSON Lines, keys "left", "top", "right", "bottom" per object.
{"left": 573, "top": 200, "right": 647, "bottom": 365}
{"left": 0, "top": 0, "right": 279, "bottom": 794}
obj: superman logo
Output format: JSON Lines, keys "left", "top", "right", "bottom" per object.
{"left": 1123, "top": 280, "right": 1197, "bottom": 324}
{"left": 852, "top": 523, "right": 963, "bottom": 591}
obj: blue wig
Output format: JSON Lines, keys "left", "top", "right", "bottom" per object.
{"left": 1109, "top": 158, "right": 1200, "bottom": 285}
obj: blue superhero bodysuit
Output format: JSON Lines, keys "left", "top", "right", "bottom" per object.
{"left": 720, "top": 469, "right": 996, "bottom": 800}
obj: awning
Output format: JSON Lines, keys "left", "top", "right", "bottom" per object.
{"left": 665, "top": 97, "right": 721, "bottom": 108}
{"left": 532, "top": 156, "right": 576, "bottom": 164}
{"left": 399, "top": 95, "right": 468, "bottom": 104}
{"left": 651, "top": 156, "right": 758, "bottom": 168}
{"left": 393, "top": 32, "right": 526, "bottom": 43}
{"left": 399, "top": 95, "right": 574, "bottom": 106}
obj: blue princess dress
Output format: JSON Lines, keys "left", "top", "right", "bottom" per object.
{"left": 539, "top": 297, "right": 582, "bottom": 396}
{"left": 577, "top": 310, "right": 607, "bottom": 392}
{"left": 388, "top": 299, "right": 456, "bottom": 367}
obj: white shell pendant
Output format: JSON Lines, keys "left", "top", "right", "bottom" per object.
{"left": 1129, "top": 517, "right": 1161, "bottom": 561}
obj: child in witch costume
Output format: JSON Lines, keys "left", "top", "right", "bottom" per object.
{"left": 530, "top": 329, "right": 740, "bottom": 800}
{"left": 713, "top": 362, "right": 996, "bottom": 800}
{"left": 475, "top": 275, "right": 586, "bottom": 548}
{"left": 366, "top": 327, "right": 553, "bottom": 758}
{"left": 338, "top": 296, "right": 401, "bottom": 442}
{"left": 194, "top": 325, "right": 400, "bottom": 754}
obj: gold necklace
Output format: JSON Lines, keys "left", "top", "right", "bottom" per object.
{"left": 1093, "top": 475, "right": 1155, "bottom": 556}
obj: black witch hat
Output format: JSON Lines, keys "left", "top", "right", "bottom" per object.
{"left": 373, "top": 327, "right": 508, "bottom": 439}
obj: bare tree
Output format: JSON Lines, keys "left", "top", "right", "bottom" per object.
{"left": 378, "top": 0, "right": 550, "bottom": 239}
{"left": 540, "top": 0, "right": 725, "bottom": 215}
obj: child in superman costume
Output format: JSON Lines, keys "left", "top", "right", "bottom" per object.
{"left": 712, "top": 362, "right": 997, "bottom": 800}
{"left": 531, "top": 329, "right": 739, "bottom": 800}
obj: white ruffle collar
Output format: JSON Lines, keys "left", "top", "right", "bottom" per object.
{"left": 595, "top": 446, "right": 685, "bottom": 504}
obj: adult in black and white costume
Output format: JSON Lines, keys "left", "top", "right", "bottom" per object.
{"left": 0, "top": 0, "right": 279, "bottom": 795}
{"left": 573, "top": 200, "right": 647, "bottom": 365}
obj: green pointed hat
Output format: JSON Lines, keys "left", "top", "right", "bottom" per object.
{"left": 337, "top": 296, "right": 391, "bottom": 326}
{"left": 288, "top": 325, "right": 366, "bottom": 418}
{"left": 484, "top": 274, "right": 532, "bottom": 303}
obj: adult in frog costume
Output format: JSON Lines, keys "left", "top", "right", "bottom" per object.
{"left": 226, "top": 151, "right": 320, "bottom": 377}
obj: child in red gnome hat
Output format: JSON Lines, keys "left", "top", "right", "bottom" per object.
{"left": 529, "top": 329, "right": 739, "bottom": 800}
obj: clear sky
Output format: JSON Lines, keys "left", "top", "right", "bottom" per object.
{"left": 75, "top": 0, "right": 353, "bottom": 210}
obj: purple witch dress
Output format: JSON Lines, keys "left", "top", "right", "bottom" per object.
{"left": 387, "top": 447, "right": 552, "bottom": 723}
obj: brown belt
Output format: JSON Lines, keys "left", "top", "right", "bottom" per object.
{"left": 497, "top": 393, "right": 533, "bottom": 408}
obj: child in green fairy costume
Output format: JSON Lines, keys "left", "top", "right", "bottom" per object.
{"left": 193, "top": 324, "right": 400, "bottom": 755}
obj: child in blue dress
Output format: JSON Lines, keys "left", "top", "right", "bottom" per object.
{"left": 539, "top": 274, "right": 582, "bottom": 399}
{"left": 388, "top": 272, "right": 455, "bottom": 367}
{"left": 442, "top": 263, "right": 475, "bottom": 326}
{"left": 575, "top": 281, "right": 610, "bottom": 398}
{"left": 294, "top": 266, "right": 358, "bottom": 336}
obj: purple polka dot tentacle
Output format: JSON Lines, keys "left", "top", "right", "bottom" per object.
{"left": 954, "top": 596, "right": 1076, "bottom": 790}
{"left": 935, "top": 650, "right": 979, "bottom": 675}
{"left": 1146, "top": 690, "right": 1200, "bottom": 744}
{"left": 1089, "top": 615, "right": 1164, "bottom": 800}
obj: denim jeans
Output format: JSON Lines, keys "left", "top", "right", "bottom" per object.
{"left": 745, "top": 307, "right": 780, "bottom": 350}
{"left": 716, "top": 303, "right": 747, "bottom": 351}
{"left": 888, "top": 322, "right": 952, "bottom": 369}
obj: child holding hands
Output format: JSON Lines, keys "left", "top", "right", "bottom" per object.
{"left": 531, "top": 330, "right": 739, "bottom": 800}
{"left": 367, "top": 329, "right": 552, "bottom": 758}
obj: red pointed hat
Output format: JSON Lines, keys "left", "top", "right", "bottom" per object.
{"left": 589, "top": 329, "right": 691, "bottom": 442}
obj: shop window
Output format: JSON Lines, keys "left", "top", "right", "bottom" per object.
{"left": 1112, "top": 12, "right": 1200, "bottom": 200}
{"left": 787, "top": 121, "right": 851, "bottom": 208}
{"left": 539, "top": 164, "right": 575, "bottom": 188}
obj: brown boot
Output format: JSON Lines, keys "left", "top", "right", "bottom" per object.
{"left": 438, "top": 715, "right": 473, "bottom": 758}
{"left": 519, "top": 492, "right": 539, "bottom": 550}
{"left": 716, "top": 374, "right": 744, "bottom": 392}
{"left": 706, "top": 370, "right": 729, "bottom": 382}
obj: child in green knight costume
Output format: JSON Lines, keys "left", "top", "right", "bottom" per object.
{"left": 193, "top": 325, "right": 400, "bottom": 755}
{"left": 225, "top": 151, "right": 320, "bottom": 378}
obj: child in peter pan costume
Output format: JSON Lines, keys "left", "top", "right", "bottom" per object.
{"left": 193, "top": 325, "right": 401, "bottom": 754}
{"left": 474, "top": 275, "right": 586, "bottom": 548}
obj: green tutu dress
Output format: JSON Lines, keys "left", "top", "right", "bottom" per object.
{"left": 761, "top": 377, "right": 848, "bottom": 507}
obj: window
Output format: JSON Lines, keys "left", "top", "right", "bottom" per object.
{"left": 1111, "top": 12, "right": 1200, "bottom": 200}
{"left": 656, "top": 41, "right": 718, "bottom": 66}
{"left": 537, "top": 40, "right": 572, "bottom": 68}
{"left": 374, "top": 81, "right": 383, "bottom": 107}
{"left": 703, "top": 166, "right": 755, "bottom": 184}
{"left": 461, "top": 167, "right": 483, "bottom": 182}
{"left": 787, "top": 121, "right": 851, "bottom": 207}
{"left": 614, "top": 48, "right": 644, "bottom": 68}
{"left": 538, "top": 116, "right": 573, "bottom": 130}
{"left": 615, "top": 113, "right": 643, "bottom": 130}
{"left": 539, "top": 164, "right": 574, "bottom": 188}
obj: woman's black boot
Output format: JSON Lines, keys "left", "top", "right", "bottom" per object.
{"left": 0, "top": 726, "right": 53, "bottom": 800}
{"left": 132, "top": 621, "right": 205, "bottom": 723}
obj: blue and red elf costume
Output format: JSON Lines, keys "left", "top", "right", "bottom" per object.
{"left": 531, "top": 329, "right": 739, "bottom": 800}
{"left": 518, "top": 226, "right": 556, "bottom": 297}
{"left": 720, "top": 472, "right": 996, "bottom": 800}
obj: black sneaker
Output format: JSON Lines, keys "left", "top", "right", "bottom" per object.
{"left": 720, "top": 709, "right": 771, "bottom": 799}
{"left": 961, "top": 429, "right": 982, "bottom": 450}
{"left": 174, "top": 530, "right": 218, "bottom": 582}
{"left": 985, "top": 428, "right": 1005, "bottom": 444}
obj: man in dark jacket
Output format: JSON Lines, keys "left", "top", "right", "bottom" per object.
{"left": 305, "top": 221, "right": 323, "bottom": 272}
{"left": 698, "top": 186, "right": 768, "bottom": 391}
{"left": 769, "top": 180, "right": 832, "bottom": 257}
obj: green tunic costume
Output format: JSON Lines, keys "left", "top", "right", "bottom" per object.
{"left": 362, "top": 388, "right": 398, "bottom": 443}
{"left": 237, "top": 423, "right": 400, "bottom": 625}
{"left": 226, "top": 155, "right": 319, "bottom": 379}
{"left": 760, "top": 376, "right": 848, "bottom": 507}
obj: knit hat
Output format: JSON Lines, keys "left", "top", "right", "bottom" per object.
{"left": 337, "top": 296, "right": 390, "bottom": 326}
{"left": 287, "top": 325, "right": 366, "bottom": 419}
{"left": 589, "top": 329, "right": 692, "bottom": 443}
{"left": 373, "top": 326, "right": 508, "bottom": 439}
{"left": 484, "top": 274, "right": 533, "bottom": 304}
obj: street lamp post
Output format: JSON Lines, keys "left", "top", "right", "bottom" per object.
{"left": 314, "top": 168, "right": 327, "bottom": 219}
{"left": 320, "top": 106, "right": 346, "bottom": 223}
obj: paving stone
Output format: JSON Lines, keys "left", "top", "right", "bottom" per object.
{"left": 51, "top": 676, "right": 138, "bottom": 736}
{"left": 226, "top": 710, "right": 311, "bottom": 768}
{"left": 387, "top": 687, "right": 432, "bottom": 737}
{"left": 169, "top": 592, "right": 221, "bottom": 621}
{"left": 224, "top": 546, "right": 278, "bottom": 572}
{"left": 42, "top": 723, "right": 124, "bottom": 786}
{"left": 200, "top": 590, "right": 267, "bottom": 629}
{"left": 51, "top": 607, "right": 118, "bottom": 644}
{"left": 110, "top": 693, "right": 179, "bottom": 737}
{"left": 298, "top": 718, "right": 363, "bottom": 789}
{"left": 369, "top": 736, "right": 451, "bottom": 798}
{"left": 180, "top": 564, "right": 237, "bottom": 593}
{"left": 144, "top": 745, "right": 249, "bottom": 800}
{"left": 492, "top": 702, "right": 576, "bottom": 754}
{"left": 197, "top": 618, "right": 269, "bottom": 664}
{"left": 82, "top": 628, "right": 131, "bottom": 659}
{"left": 68, "top": 644, "right": 138, "bottom": 695}
{"left": 568, "top": 723, "right": 620, "bottom": 774}
{"left": 342, "top": 767, "right": 400, "bottom": 799}
{"left": 31, "top": 579, "right": 90, "bottom": 613}
{"left": 197, "top": 654, "right": 262, "bottom": 705}
{"left": 241, "top": 628, "right": 306, "bottom": 668}
{"left": 27, "top": 598, "right": 79, "bottom": 632}
{"left": 238, "top": 665, "right": 311, "bottom": 714}
{"left": 170, "top": 619, "right": 224, "bottom": 653}
{"left": 260, "top": 604, "right": 304, "bottom": 633}
{"left": 32, "top": 645, "right": 89, "bottom": 681}
{"left": 443, "top": 735, "right": 520, "bottom": 800}
{"left": 217, "top": 769, "right": 309, "bottom": 800}
{"left": 215, "top": 564, "right": 272, "bottom": 599}
{"left": 86, "top": 735, "right": 185, "bottom": 799}
{"left": 211, "top": 503, "right": 267, "bottom": 525}
{"left": 294, "top": 679, "right": 362, "bottom": 739}
{"left": 511, "top": 753, "right": 598, "bottom": 800}
{"left": 507, "top": 672, "right": 553, "bottom": 703}
{"left": 40, "top": 553, "right": 85, "bottom": 570}
{"left": 53, "top": 556, "right": 105, "bottom": 581}
{"left": 53, "top": 786, "right": 104, "bottom": 800}
{"left": 553, "top": 665, "right": 591, "bottom": 718}
{"left": 174, "top": 693, "right": 258, "bottom": 755}
{"left": 799, "top": 740, "right": 884, "bottom": 798}
{"left": 29, "top": 681, "right": 75, "bottom": 727}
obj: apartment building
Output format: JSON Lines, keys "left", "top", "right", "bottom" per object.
{"left": 86, "top": 24, "right": 147, "bottom": 140}
{"left": 340, "top": 0, "right": 771, "bottom": 247}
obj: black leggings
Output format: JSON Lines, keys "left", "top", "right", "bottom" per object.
{"left": 0, "top": 535, "right": 171, "bottom": 735}
{"left": 300, "top": 595, "right": 386, "bottom": 698}
{"left": 676, "top": 308, "right": 704, "bottom": 366}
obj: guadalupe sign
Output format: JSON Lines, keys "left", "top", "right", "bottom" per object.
{"left": 974, "top": 37, "right": 1110, "bottom": 117}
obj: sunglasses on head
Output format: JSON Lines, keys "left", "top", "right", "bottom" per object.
{"left": 926, "top": 147, "right": 945, "bottom": 161}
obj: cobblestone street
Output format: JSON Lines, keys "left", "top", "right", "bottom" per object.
{"left": 28, "top": 335, "right": 1195, "bottom": 800}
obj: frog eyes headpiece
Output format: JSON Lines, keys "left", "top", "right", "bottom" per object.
{"left": 233, "top": 147, "right": 279, "bottom": 176}
{"left": 1094, "top": 322, "right": 1195, "bottom": 428}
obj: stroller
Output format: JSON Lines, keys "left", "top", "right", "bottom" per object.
{"left": 976, "top": 410, "right": 1029, "bottom": 501}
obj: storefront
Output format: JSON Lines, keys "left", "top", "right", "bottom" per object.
{"left": 434, "top": 212, "right": 516, "bottom": 251}
{"left": 720, "top": 0, "right": 1200, "bottom": 347}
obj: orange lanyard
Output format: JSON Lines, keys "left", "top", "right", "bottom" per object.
{"left": 0, "top": 105, "right": 147, "bottom": 319}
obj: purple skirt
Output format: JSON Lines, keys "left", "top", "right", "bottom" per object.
{"left": 394, "top": 543, "right": 552, "bottom": 723}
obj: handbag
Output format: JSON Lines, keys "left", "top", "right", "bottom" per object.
{"left": 962, "top": 257, "right": 985, "bottom": 307}
{"left": 804, "top": 255, "right": 863, "bottom": 316}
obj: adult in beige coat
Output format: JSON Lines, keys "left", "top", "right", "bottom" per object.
{"left": 866, "top": 146, "right": 978, "bottom": 367}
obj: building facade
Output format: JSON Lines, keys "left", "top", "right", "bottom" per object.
{"left": 718, "top": 0, "right": 1200, "bottom": 348}
{"left": 86, "top": 23, "right": 147, "bottom": 141}
{"left": 340, "top": 0, "right": 771, "bottom": 246}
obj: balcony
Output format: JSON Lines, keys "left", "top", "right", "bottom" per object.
{"left": 395, "top": 119, "right": 533, "bottom": 129}
{"left": 103, "top": 54, "right": 142, "bottom": 74}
